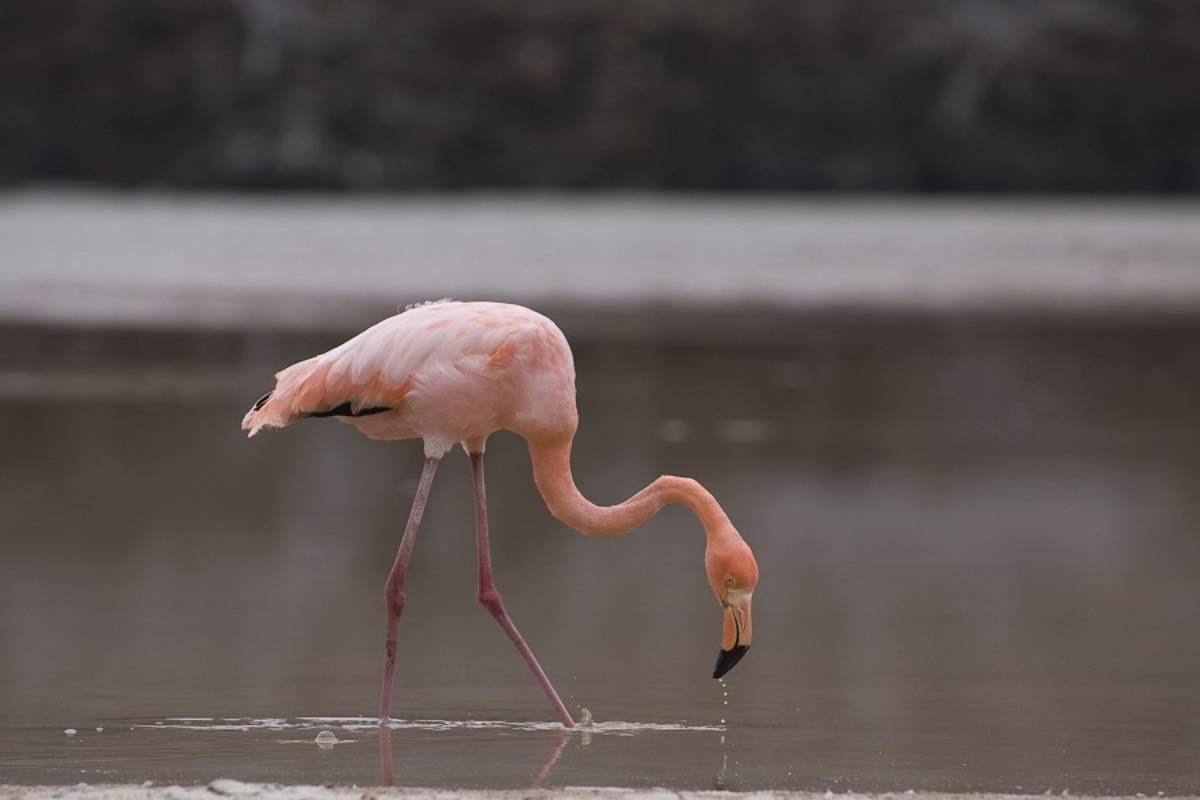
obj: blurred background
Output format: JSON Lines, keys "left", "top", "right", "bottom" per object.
{"left": 1, "top": 0, "right": 1199, "bottom": 794}
{"left": 3, "top": 0, "right": 1200, "bottom": 191}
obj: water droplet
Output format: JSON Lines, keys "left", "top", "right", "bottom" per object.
{"left": 315, "top": 730, "right": 338, "bottom": 749}
{"left": 95, "top": 727, "right": 103, "bottom": 732}
{"left": 64, "top": 728, "right": 77, "bottom": 736}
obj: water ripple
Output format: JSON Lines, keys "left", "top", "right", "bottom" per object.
{"left": 132, "top": 716, "right": 722, "bottom": 734}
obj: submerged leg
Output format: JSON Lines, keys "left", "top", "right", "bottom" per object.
{"left": 470, "top": 451, "right": 575, "bottom": 727}
{"left": 379, "top": 456, "right": 440, "bottom": 724}
{"left": 378, "top": 726, "right": 395, "bottom": 786}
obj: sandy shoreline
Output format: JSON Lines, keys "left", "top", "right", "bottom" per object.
{"left": 3, "top": 192, "right": 1200, "bottom": 334}
{"left": 2, "top": 784, "right": 1198, "bottom": 800}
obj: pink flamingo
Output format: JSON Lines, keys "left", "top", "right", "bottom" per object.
{"left": 241, "top": 300, "right": 758, "bottom": 727}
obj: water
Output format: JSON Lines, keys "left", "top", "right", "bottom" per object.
{"left": 1, "top": 316, "right": 1199, "bottom": 792}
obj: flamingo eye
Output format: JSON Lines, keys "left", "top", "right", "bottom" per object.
{"left": 725, "top": 575, "right": 736, "bottom": 588}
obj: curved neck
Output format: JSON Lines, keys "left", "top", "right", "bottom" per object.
{"left": 527, "top": 433, "right": 733, "bottom": 542}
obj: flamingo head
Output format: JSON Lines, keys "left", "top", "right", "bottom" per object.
{"left": 705, "top": 532, "right": 758, "bottom": 679}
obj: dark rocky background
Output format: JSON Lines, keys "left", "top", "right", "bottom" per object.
{"left": 2, "top": 0, "right": 1199, "bottom": 192}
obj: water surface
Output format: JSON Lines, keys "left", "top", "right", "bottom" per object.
{"left": 1, "top": 317, "right": 1198, "bottom": 791}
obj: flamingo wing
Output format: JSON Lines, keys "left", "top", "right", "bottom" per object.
{"left": 240, "top": 301, "right": 520, "bottom": 437}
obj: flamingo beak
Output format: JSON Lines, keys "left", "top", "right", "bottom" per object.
{"left": 713, "top": 595, "right": 751, "bottom": 679}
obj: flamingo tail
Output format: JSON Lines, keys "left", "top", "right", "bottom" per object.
{"left": 240, "top": 356, "right": 324, "bottom": 437}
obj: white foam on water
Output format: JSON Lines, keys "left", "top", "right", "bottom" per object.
{"left": 134, "top": 719, "right": 291, "bottom": 732}
{"left": 132, "top": 716, "right": 722, "bottom": 734}
{"left": 275, "top": 734, "right": 356, "bottom": 746}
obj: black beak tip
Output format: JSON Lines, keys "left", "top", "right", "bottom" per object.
{"left": 712, "top": 645, "right": 749, "bottom": 679}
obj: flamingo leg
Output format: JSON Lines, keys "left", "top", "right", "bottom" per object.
{"left": 379, "top": 455, "right": 440, "bottom": 724}
{"left": 470, "top": 451, "right": 575, "bottom": 727}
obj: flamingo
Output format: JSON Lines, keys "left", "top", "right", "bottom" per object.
{"left": 241, "top": 300, "right": 759, "bottom": 727}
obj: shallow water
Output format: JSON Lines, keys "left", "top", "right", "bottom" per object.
{"left": 1, "top": 317, "right": 1199, "bottom": 792}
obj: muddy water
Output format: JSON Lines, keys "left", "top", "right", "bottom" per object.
{"left": 1, "top": 317, "right": 1198, "bottom": 791}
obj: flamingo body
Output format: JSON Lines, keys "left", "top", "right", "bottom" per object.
{"left": 243, "top": 301, "right": 578, "bottom": 455}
